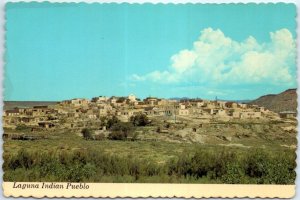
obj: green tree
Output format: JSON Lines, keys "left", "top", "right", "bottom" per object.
{"left": 116, "top": 97, "right": 126, "bottom": 103}
{"left": 130, "top": 113, "right": 150, "bottom": 126}
{"left": 107, "top": 116, "right": 120, "bottom": 129}
{"left": 108, "top": 122, "right": 133, "bottom": 140}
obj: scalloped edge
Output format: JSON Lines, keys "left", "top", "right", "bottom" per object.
{"left": 2, "top": 1, "right": 298, "bottom": 199}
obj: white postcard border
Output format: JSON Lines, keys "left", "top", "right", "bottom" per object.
{"left": 1, "top": 0, "right": 299, "bottom": 199}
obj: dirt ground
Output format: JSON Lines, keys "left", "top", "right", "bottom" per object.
{"left": 137, "top": 115, "right": 297, "bottom": 149}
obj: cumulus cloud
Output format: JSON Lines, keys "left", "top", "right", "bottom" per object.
{"left": 131, "top": 28, "right": 296, "bottom": 87}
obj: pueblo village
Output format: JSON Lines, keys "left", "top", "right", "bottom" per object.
{"left": 3, "top": 92, "right": 297, "bottom": 145}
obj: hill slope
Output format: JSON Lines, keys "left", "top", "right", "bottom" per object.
{"left": 250, "top": 89, "right": 297, "bottom": 113}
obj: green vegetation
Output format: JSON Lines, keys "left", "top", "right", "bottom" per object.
{"left": 3, "top": 116, "right": 297, "bottom": 184}
{"left": 168, "top": 148, "right": 295, "bottom": 184}
{"left": 16, "top": 124, "right": 31, "bottom": 131}
{"left": 108, "top": 122, "right": 134, "bottom": 140}
{"left": 130, "top": 113, "right": 150, "bottom": 126}
{"left": 116, "top": 97, "right": 126, "bottom": 103}
{"left": 81, "top": 128, "right": 93, "bottom": 140}
{"left": 106, "top": 115, "right": 120, "bottom": 129}
{"left": 103, "top": 115, "right": 141, "bottom": 140}
{"left": 95, "top": 133, "right": 105, "bottom": 140}
{"left": 3, "top": 147, "right": 295, "bottom": 183}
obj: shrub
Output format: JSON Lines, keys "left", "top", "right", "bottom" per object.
{"left": 108, "top": 131, "right": 126, "bottom": 140}
{"left": 3, "top": 147, "right": 296, "bottom": 184}
{"left": 66, "top": 163, "right": 96, "bottom": 182}
{"left": 263, "top": 152, "right": 296, "bottom": 184}
{"left": 95, "top": 133, "right": 106, "bottom": 140}
{"left": 81, "top": 128, "right": 93, "bottom": 140}
{"left": 107, "top": 116, "right": 120, "bottom": 129}
{"left": 143, "top": 162, "right": 162, "bottom": 176}
{"left": 221, "top": 162, "right": 248, "bottom": 184}
{"left": 130, "top": 114, "right": 150, "bottom": 126}
{"left": 128, "top": 159, "right": 142, "bottom": 180}
{"left": 156, "top": 127, "right": 161, "bottom": 133}
{"left": 108, "top": 122, "right": 133, "bottom": 140}
{"left": 171, "top": 149, "right": 237, "bottom": 180}
{"left": 242, "top": 149, "right": 296, "bottom": 184}
{"left": 16, "top": 124, "right": 30, "bottom": 131}
{"left": 130, "top": 132, "right": 139, "bottom": 141}
{"left": 189, "top": 150, "right": 213, "bottom": 178}
{"left": 10, "top": 149, "right": 34, "bottom": 169}
{"left": 243, "top": 149, "right": 270, "bottom": 183}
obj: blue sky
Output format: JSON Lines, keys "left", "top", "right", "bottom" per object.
{"left": 5, "top": 3, "right": 296, "bottom": 101}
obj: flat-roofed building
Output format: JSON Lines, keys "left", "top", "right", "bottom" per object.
{"left": 279, "top": 111, "right": 297, "bottom": 119}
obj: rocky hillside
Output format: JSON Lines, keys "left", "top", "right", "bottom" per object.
{"left": 249, "top": 89, "right": 297, "bottom": 113}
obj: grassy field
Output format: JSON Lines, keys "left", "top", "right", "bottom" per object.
{"left": 4, "top": 134, "right": 190, "bottom": 164}
{"left": 3, "top": 125, "right": 297, "bottom": 184}
{"left": 4, "top": 126, "right": 295, "bottom": 162}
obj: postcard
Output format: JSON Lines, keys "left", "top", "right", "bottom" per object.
{"left": 2, "top": 1, "right": 297, "bottom": 198}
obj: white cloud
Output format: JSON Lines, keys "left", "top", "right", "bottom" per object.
{"left": 132, "top": 28, "right": 296, "bottom": 87}
{"left": 171, "top": 50, "right": 197, "bottom": 73}
{"left": 131, "top": 74, "right": 145, "bottom": 81}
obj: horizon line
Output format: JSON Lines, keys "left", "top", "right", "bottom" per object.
{"left": 4, "top": 88, "right": 295, "bottom": 102}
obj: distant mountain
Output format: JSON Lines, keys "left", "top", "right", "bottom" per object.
{"left": 218, "top": 99, "right": 252, "bottom": 103}
{"left": 3, "top": 101, "right": 58, "bottom": 111}
{"left": 169, "top": 97, "right": 251, "bottom": 103}
{"left": 249, "top": 89, "right": 297, "bottom": 113}
{"left": 169, "top": 97, "right": 191, "bottom": 101}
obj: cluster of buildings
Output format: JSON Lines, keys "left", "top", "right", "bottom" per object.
{"left": 3, "top": 94, "right": 286, "bottom": 130}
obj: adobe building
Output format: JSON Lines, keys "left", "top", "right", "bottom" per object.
{"left": 128, "top": 94, "right": 137, "bottom": 102}
{"left": 61, "top": 98, "right": 89, "bottom": 107}
{"left": 38, "top": 122, "right": 55, "bottom": 129}
{"left": 279, "top": 111, "right": 297, "bottom": 119}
